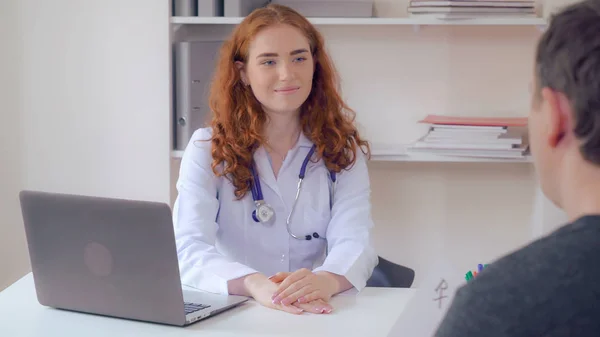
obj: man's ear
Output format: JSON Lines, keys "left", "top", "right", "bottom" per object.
{"left": 540, "top": 87, "right": 571, "bottom": 148}
{"left": 235, "top": 61, "right": 248, "bottom": 86}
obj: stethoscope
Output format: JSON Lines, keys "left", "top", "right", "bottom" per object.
{"left": 250, "top": 145, "right": 336, "bottom": 241}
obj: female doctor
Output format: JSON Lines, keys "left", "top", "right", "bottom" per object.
{"left": 173, "top": 4, "right": 378, "bottom": 315}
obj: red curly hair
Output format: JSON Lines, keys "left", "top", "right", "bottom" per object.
{"left": 209, "top": 4, "right": 370, "bottom": 199}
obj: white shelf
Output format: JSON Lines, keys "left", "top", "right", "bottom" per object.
{"left": 171, "top": 147, "right": 532, "bottom": 163}
{"left": 370, "top": 146, "right": 532, "bottom": 163}
{"left": 371, "top": 152, "right": 532, "bottom": 163}
{"left": 171, "top": 16, "right": 547, "bottom": 27}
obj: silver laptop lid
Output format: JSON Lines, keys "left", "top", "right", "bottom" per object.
{"left": 19, "top": 190, "right": 187, "bottom": 326}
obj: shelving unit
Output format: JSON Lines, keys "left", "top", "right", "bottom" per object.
{"left": 171, "top": 16, "right": 546, "bottom": 27}
{"left": 171, "top": 146, "right": 532, "bottom": 163}
{"left": 170, "top": 14, "right": 542, "bottom": 165}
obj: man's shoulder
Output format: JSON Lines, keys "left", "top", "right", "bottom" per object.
{"left": 498, "top": 215, "right": 600, "bottom": 273}
{"left": 477, "top": 215, "right": 600, "bottom": 294}
{"left": 435, "top": 215, "right": 600, "bottom": 337}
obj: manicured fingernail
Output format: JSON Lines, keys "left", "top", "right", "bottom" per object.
{"left": 272, "top": 297, "right": 281, "bottom": 305}
{"left": 325, "top": 308, "right": 332, "bottom": 314}
{"left": 268, "top": 275, "right": 275, "bottom": 280}
{"left": 282, "top": 299, "right": 291, "bottom": 305}
{"left": 297, "top": 297, "right": 305, "bottom": 303}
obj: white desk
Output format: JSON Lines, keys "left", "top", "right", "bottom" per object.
{"left": 0, "top": 273, "right": 415, "bottom": 337}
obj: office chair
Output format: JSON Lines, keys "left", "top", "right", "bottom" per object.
{"left": 366, "top": 256, "right": 415, "bottom": 288}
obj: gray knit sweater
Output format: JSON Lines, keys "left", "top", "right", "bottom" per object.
{"left": 435, "top": 215, "right": 600, "bottom": 337}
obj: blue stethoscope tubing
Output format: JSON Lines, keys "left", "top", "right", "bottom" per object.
{"left": 250, "top": 144, "right": 336, "bottom": 241}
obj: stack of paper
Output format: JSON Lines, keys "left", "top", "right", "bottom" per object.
{"left": 407, "top": 0, "right": 537, "bottom": 18}
{"left": 407, "top": 114, "right": 529, "bottom": 159}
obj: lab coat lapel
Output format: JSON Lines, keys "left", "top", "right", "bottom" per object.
{"left": 254, "top": 147, "right": 282, "bottom": 198}
{"left": 253, "top": 133, "right": 313, "bottom": 201}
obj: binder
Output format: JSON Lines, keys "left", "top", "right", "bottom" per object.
{"left": 173, "top": 40, "right": 224, "bottom": 151}
{"left": 198, "top": 0, "right": 224, "bottom": 17}
{"left": 224, "top": 0, "right": 269, "bottom": 17}
{"left": 173, "top": 0, "right": 197, "bottom": 16}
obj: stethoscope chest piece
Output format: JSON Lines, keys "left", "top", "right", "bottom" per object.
{"left": 252, "top": 201, "right": 275, "bottom": 223}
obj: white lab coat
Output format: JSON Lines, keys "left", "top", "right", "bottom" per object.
{"left": 173, "top": 128, "right": 378, "bottom": 295}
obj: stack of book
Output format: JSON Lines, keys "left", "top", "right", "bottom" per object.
{"left": 407, "top": 0, "right": 537, "bottom": 18}
{"left": 407, "top": 114, "right": 529, "bottom": 159}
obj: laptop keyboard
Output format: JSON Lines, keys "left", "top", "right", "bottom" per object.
{"left": 184, "top": 302, "right": 211, "bottom": 315}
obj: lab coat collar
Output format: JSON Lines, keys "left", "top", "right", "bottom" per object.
{"left": 252, "top": 131, "right": 313, "bottom": 201}
{"left": 253, "top": 147, "right": 281, "bottom": 199}
{"left": 296, "top": 131, "right": 314, "bottom": 149}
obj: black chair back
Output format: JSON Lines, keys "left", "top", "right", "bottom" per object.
{"left": 366, "top": 256, "right": 415, "bottom": 288}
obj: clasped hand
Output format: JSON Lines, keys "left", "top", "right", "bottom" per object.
{"left": 245, "top": 268, "right": 338, "bottom": 315}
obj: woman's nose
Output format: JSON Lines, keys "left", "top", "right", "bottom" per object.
{"left": 278, "top": 62, "right": 294, "bottom": 81}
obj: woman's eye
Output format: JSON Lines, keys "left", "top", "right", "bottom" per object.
{"left": 262, "top": 60, "right": 275, "bottom": 66}
{"left": 294, "top": 57, "right": 306, "bottom": 62}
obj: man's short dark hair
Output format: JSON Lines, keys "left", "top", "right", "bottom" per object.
{"left": 535, "top": 0, "right": 600, "bottom": 164}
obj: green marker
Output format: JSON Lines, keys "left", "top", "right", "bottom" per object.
{"left": 465, "top": 271, "right": 474, "bottom": 281}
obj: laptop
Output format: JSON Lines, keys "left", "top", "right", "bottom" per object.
{"left": 18, "top": 190, "right": 249, "bottom": 326}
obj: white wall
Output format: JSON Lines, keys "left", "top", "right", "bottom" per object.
{"left": 0, "top": 0, "right": 29, "bottom": 291}
{"left": 324, "top": 21, "right": 542, "bottom": 283}
{"left": 17, "top": 0, "right": 172, "bottom": 203}
{"left": 0, "top": 0, "right": 172, "bottom": 290}
{"left": 312, "top": 4, "right": 548, "bottom": 284}
{"left": 325, "top": 24, "right": 543, "bottom": 284}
